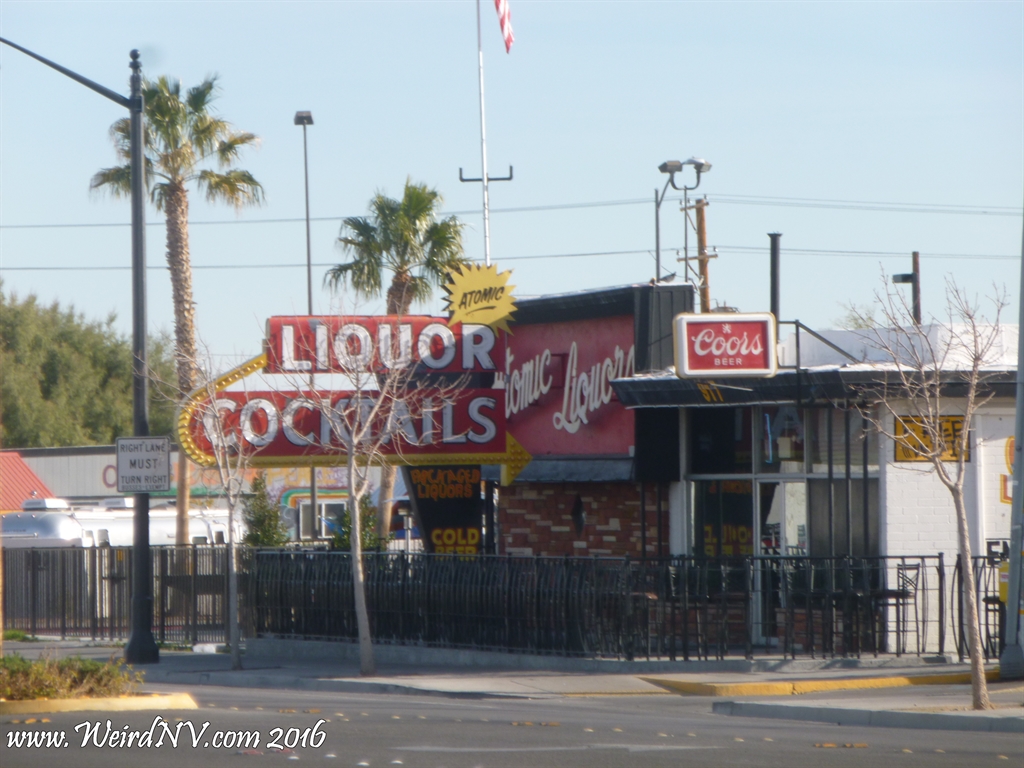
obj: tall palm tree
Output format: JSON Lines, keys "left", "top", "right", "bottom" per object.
{"left": 328, "top": 179, "right": 466, "bottom": 315}
{"left": 92, "top": 75, "right": 263, "bottom": 544}
{"left": 327, "top": 179, "right": 468, "bottom": 535}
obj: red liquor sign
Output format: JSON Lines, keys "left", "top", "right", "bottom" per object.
{"left": 673, "top": 313, "right": 777, "bottom": 378}
{"left": 180, "top": 381, "right": 507, "bottom": 467}
{"left": 265, "top": 316, "right": 504, "bottom": 375}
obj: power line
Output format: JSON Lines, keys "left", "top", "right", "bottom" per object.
{"left": 713, "top": 245, "right": 1016, "bottom": 260}
{"left": 1, "top": 245, "right": 1015, "bottom": 272}
{"left": 1, "top": 192, "right": 1019, "bottom": 231}
{"left": 709, "top": 194, "right": 1020, "bottom": 217}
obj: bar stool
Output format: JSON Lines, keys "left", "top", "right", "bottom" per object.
{"left": 873, "top": 562, "right": 920, "bottom": 655}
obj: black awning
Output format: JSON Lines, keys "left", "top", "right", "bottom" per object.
{"left": 612, "top": 368, "right": 1016, "bottom": 408}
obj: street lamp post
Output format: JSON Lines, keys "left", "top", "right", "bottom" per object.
{"left": 654, "top": 158, "right": 711, "bottom": 283}
{"left": 294, "top": 110, "right": 317, "bottom": 529}
{"left": 0, "top": 39, "right": 159, "bottom": 663}
{"left": 294, "top": 111, "right": 314, "bottom": 314}
{"left": 892, "top": 251, "right": 922, "bottom": 325}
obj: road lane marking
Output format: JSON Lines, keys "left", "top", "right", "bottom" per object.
{"left": 393, "top": 745, "right": 719, "bottom": 753}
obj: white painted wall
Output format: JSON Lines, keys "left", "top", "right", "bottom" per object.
{"left": 975, "top": 409, "right": 1017, "bottom": 552}
{"left": 880, "top": 402, "right": 1014, "bottom": 559}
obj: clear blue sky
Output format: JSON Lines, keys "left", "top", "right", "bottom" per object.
{"left": 2, "top": 1, "right": 1021, "bottom": 368}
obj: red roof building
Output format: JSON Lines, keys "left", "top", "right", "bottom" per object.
{"left": 0, "top": 452, "right": 54, "bottom": 513}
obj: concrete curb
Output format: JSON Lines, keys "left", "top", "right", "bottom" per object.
{"left": 642, "top": 668, "right": 1001, "bottom": 697}
{"left": 711, "top": 700, "right": 1024, "bottom": 733}
{"left": 1, "top": 693, "right": 197, "bottom": 716}
{"left": 244, "top": 637, "right": 958, "bottom": 674}
{"left": 140, "top": 669, "right": 539, "bottom": 699}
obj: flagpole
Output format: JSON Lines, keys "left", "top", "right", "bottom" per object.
{"left": 476, "top": 0, "right": 492, "bottom": 267}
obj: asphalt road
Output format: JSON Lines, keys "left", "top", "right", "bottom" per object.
{"left": 3, "top": 684, "right": 1022, "bottom": 768}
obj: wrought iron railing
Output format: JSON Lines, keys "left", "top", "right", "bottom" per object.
{"left": 245, "top": 551, "right": 1005, "bottom": 661}
{"left": 1, "top": 548, "right": 1008, "bottom": 661}
{"left": 2, "top": 546, "right": 231, "bottom": 645}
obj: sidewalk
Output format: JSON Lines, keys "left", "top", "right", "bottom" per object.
{"left": 4, "top": 638, "right": 1022, "bottom": 732}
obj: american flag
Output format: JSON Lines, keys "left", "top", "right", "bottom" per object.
{"left": 494, "top": 0, "right": 514, "bottom": 53}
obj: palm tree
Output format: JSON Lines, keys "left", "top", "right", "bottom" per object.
{"left": 92, "top": 75, "right": 263, "bottom": 544}
{"left": 327, "top": 179, "right": 468, "bottom": 535}
{"left": 327, "top": 179, "right": 466, "bottom": 315}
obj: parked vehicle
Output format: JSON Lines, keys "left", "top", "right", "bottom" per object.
{"left": 1, "top": 497, "right": 230, "bottom": 548}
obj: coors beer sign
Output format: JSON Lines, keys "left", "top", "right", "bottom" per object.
{"left": 673, "top": 313, "right": 778, "bottom": 378}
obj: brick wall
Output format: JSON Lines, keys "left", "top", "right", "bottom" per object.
{"left": 498, "top": 482, "right": 669, "bottom": 557}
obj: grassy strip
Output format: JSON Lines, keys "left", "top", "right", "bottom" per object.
{"left": 0, "top": 654, "right": 143, "bottom": 701}
{"left": 3, "top": 630, "right": 38, "bottom": 642}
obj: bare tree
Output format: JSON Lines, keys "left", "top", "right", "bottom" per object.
{"left": 278, "top": 327, "right": 471, "bottom": 676}
{"left": 179, "top": 347, "right": 264, "bottom": 671}
{"left": 852, "top": 275, "right": 1007, "bottom": 710}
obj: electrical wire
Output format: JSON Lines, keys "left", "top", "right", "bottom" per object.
{"left": 1, "top": 245, "right": 1014, "bottom": 272}
{"left": 1, "top": 192, "right": 1019, "bottom": 230}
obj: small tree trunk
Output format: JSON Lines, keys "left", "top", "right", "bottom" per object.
{"left": 227, "top": 539, "right": 241, "bottom": 670}
{"left": 348, "top": 458, "right": 376, "bottom": 675}
{"left": 377, "top": 283, "right": 412, "bottom": 543}
{"left": 378, "top": 464, "right": 397, "bottom": 539}
{"left": 176, "top": 453, "right": 191, "bottom": 545}
{"left": 953, "top": 490, "right": 992, "bottom": 709}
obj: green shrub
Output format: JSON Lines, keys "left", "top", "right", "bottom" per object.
{"left": 2, "top": 629, "right": 36, "bottom": 642}
{"left": 0, "top": 654, "right": 143, "bottom": 701}
{"left": 331, "top": 494, "right": 391, "bottom": 552}
{"left": 243, "top": 471, "right": 289, "bottom": 547}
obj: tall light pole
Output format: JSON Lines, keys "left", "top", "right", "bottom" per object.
{"left": 294, "top": 110, "right": 317, "bottom": 531}
{"left": 0, "top": 39, "right": 159, "bottom": 663}
{"left": 295, "top": 111, "right": 314, "bottom": 314}
{"left": 1000, "top": 211, "right": 1024, "bottom": 680}
{"left": 655, "top": 157, "right": 711, "bottom": 283}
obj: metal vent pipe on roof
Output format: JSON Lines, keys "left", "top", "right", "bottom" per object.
{"left": 769, "top": 233, "right": 782, "bottom": 339}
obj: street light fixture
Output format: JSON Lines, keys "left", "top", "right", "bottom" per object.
{"left": 294, "top": 110, "right": 318, "bottom": 533}
{"left": 655, "top": 157, "right": 711, "bottom": 283}
{"left": 0, "top": 38, "right": 159, "bottom": 664}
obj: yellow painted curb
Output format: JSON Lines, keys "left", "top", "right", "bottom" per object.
{"left": 1, "top": 693, "right": 198, "bottom": 716}
{"left": 641, "top": 668, "right": 1001, "bottom": 698}
{"left": 562, "top": 691, "right": 675, "bottom": 698}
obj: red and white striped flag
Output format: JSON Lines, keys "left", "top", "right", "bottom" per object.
{"left": 494, "top": 0, "right": 514, "bottom": 52}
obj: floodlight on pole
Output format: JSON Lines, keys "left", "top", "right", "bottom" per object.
{"left": 654, "top": 157, "right": 711, "bottom": 283}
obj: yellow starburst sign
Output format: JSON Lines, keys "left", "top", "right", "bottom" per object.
{"left": 442, "top": 263, "right": 517, "bottom": 333}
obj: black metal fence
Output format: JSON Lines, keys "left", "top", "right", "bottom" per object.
{"left": 246, "top": 551, "right": 1008, "bottom": 661}
{"left": 2, "top": 548, "right": 1008, "bottom": 661}
{"left": 2, "top": 546, "right": 230, "bottom": 645}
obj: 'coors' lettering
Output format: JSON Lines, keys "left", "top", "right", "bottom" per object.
{"left": 691, "top": 328, "right": 764, "bottom": 358}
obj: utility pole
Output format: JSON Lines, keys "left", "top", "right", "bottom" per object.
{"left": 695, "top": 199, "right": 710, "bottom": 313}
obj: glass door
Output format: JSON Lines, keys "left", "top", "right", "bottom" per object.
{"left": 694, "top": 479, "right": 754, "bottom": 557}
{"left": 756, "top": 480, "right": 808, "bottom": 645}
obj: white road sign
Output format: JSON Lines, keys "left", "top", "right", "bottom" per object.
{"left": 116, "top": 437, "right": 172, "bottom": 493}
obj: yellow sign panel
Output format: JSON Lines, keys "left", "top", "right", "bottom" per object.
{"left": 442, "top": 263, "right": 517, "bottom": 333}
{"left": 894, "top": 416, "right": 970, "bottom": 463}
